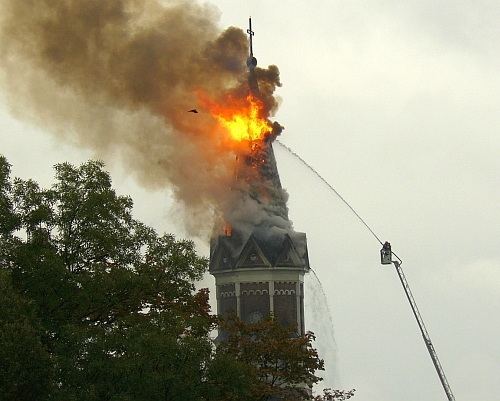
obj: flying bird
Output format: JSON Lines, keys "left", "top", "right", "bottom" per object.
{"left": 188, "top": 109, "right": 198, "bottom": 113}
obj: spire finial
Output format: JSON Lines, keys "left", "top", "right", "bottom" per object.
{"left": 246, "top": 17, "right": 257, "bottom": 69}
{"left": 247, "top": 16, "right": 254, "bottom": 57}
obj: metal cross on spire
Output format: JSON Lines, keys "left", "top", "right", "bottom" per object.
{"left": 246, "top": 17, "right": 257, "bottom": 69}
{"left": 247, "top": 16, "right": 254, "bottom": 57}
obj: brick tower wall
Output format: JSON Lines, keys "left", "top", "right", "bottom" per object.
{"left": 274, "top": 281, "right": 297, "bottom": 328}
{"left": 218, "top": 283, "right": 237, "bottom": 317}
{"left": 240, "top": 282, "right": 270, "bottom": 322}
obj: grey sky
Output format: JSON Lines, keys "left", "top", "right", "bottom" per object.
{"left": 1, "top": 1, "right": 499, "bottom": 400}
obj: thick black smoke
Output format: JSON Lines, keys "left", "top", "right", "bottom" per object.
{"left": 0, "top": 0, "right": 282, "bottom": 238}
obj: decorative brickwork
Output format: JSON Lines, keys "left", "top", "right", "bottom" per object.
{"left": 274, "top": 293, "right": 297, "bottom": 327}
{"left": 218, "top": 284, "right": 237, "bottom": 317}
{"left": 274, "top": 282, "right": 297, "bottom": 327}
{"left": 274, "top": 282, "right": 296, "bottom": 292}
{"left": 241, "top": 282, "right": 270, "bottom": 323}
{"left": 241, "top": 282, "right": 269, "bottom": 292}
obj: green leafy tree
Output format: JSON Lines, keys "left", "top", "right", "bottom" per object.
{"left": 2, "top": 158, "right": 214, "bottom": 400}
{"left": 313, "top": 389, "right": 356, "bottom": 401}
{"left": 0, "top": 156, "right": 19, "bottom": 236}
{"left": 0, "top": 156, "right": 53, "bottom": 400}
{"left": 0, "top": 269, "right": 54, "bottom": 401}
{"left": 0, "top": 156, "right": 20, "bottom": 273}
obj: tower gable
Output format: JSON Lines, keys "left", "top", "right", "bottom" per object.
{"left": 209, "top": 238, "right": 234, "bottom": 272}
{"left": 275, "top": 234, "right": 303, "bottom": 267}
{"left": 235, "top": 235, "right": 271, "bottom": 269}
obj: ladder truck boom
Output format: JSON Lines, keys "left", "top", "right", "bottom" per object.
{"left": 380, "top": 242, "right": 455, "bottom": 401}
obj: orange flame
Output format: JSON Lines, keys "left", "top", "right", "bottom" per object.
{"left": 198, "top": 92, "right": 272, "bottom": 142}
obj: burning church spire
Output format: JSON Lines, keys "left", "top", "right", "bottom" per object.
{"left": 209, "top": 19, "right": 310, "bottom": 334}
{"left": 0, "top": 0, "right": 301, "bottom": 249}
{"left": 0, "top": 0, "right": 291, "bottom": 240}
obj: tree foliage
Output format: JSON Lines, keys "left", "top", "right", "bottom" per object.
{"left": 1, "top": 158, "right": 213, "bottom": 400}
{"left": 0, "top": 156, "right": 354, "bottom": 401}
{"left": 313, "top": 389, "right": 356, "bottom": 401}
{"left": 0, "top": 269, "right": 53, "bottom": 400}
{"left": 217, "top": 312, "right": 324, "bottom": 401}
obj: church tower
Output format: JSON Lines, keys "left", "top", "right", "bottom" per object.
{"left": 209, "top": 18, "right": 310, "bottom": 334}
{"left": 209, "top": 214, "right": 310, "bottom": 334}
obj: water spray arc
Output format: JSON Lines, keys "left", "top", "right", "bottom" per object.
{"left": 275, "top": 140, "right": 383, "bottom": 246}
{"left": 278, "top": 141, "right": 456, "bottom": 401}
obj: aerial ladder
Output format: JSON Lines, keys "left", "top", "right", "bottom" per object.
{"left": 380, "top": 242, "right": 455, "bottom": 401}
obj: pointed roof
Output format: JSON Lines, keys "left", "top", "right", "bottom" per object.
{"left": 234, "top": 139, "right": 289, "bottom": 222}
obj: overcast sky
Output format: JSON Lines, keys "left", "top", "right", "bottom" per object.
{"left": 1, "top": 1, "right": 499, "bottom": 400}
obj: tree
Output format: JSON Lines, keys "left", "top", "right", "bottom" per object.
{"left": 2, "top": 158, "right": 214, "bottom": 400}
{"left": 0, "top": 156, "right": 19, "bottom": 236}
{"left": 313, "top": 389, "right": 356, "bottom": 401}
{"left": 216, "top": 312, "right": 324, "bottom": 401}
{"left": 0, "top": 156, "right": 53, "bottom": 400}
{"left": 0, "top": 269, "right": 54, "bottom": 400}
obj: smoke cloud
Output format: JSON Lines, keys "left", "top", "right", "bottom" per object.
{"left": 0, "top": 0, "right": 283, "bottom": 239}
